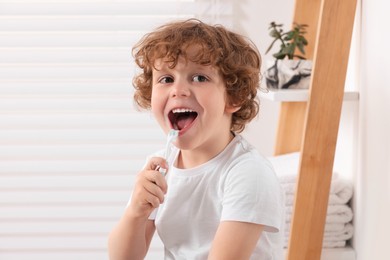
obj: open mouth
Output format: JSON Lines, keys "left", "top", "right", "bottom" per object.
{"left": 168, "top": 108, "right": 198, "bottom": 131}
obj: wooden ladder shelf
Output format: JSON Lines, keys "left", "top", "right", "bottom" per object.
{"left": 275, "top": 0, "right": 358, "bottom": 259}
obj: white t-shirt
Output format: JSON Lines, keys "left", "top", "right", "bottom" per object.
{"left": 150, "top": 135, "right": 285, "bottom": 260}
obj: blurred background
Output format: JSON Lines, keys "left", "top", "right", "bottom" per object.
{"left": 0, "top": 0, "right": 389, "bottom": 259}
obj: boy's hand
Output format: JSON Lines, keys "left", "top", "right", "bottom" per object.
{"left": 127, "top": 157, "right": 168, "bottom": 219}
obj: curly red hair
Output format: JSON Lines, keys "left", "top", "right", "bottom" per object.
{"left": 132, "top": 19, "right": 261, "bottom": 133}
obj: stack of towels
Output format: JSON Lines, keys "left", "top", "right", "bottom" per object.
{"left": 268, "top": 152, "right": 354, "bottom": 248}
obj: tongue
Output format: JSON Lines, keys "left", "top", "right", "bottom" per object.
{"left": 176, "top": 115, "right": 195, "bottom": 130}
{"left": 177, "top": 117, "right": 194, "bottom": 130}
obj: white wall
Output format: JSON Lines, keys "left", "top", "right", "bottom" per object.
{"left": 354, "top": 0, "right": 390, "bottom": 259}
{"left": 232, "top": 0, "right": 294, "bottom": 156}
{"left": 237, "top": 0, "right": 390, "bottom": 260}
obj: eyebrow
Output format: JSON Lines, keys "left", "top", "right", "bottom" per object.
{"left": 153, "top": 60, "right": 216, "bottom": 71}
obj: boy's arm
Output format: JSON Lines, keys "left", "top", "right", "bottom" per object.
{"left": 108, "top": 216, "right": 156, "bottom": 260}
{"left": 208, "top": 221, "right": 264, "bottom": 260}
{"left": 108, "top": 157, "right": 168, "bottom": 260}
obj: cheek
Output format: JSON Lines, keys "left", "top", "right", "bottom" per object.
{"left": 204, "top": 90, "right": 228, "bottom": 112}
{"left": 150, "top": 95, "right": 161, "bottom": 114}
{"left": 150, "top": 89, "right": 166, "bottom": 119}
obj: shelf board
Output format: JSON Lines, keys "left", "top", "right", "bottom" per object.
{"left": 259, "top": 89, "right": 359, "bottom": 102}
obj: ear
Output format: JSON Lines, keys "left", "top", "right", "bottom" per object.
{"left": 225, "top": 104, "right": 241, "bottom": 114}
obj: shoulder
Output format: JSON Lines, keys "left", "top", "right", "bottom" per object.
{"left": 224, "top": 135, "right": 276, "bottom": 179}
{"left": 218, "top": 136, "right": 281, "bottom": 195}
{"left": 219, "top": 137, "right": 285, "bottom": 232}
{"left": 226, "top": 135, "right": 268, "bottom": 161}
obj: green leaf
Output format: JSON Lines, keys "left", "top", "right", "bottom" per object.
{"left": 265, "top": 38, "right": 279, "bottom": 54}
{"left": 268, "top": 21, "right": 277, "bottom": 29}
{"left": 297, "top": 43, "right": 306, "bottom": 54}
{"left": 267, "top": 21, "right": 309, "bottom": 60}
{"left": 284, "top": 43, "right": 294, "bottom": 54}
{"left": 294, "top": 55, "right": 306, "bottom": 60}
{"left": 273, "top": 52, "right": 286, "bottom": 59}
{"left": 269, "top": 29, "right": 279, "bottom": 38}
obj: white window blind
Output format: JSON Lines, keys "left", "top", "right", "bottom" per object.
{"left": 0, "top": 1, "right": 232, "bottom": 259}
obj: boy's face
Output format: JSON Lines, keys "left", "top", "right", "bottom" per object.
{"left": 150, "top": 47, "right": 239, "bottom": 157}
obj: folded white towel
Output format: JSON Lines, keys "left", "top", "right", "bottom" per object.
{"left": 285, "top": 204, "right": 353, "bottom": 224}
{"left": 285, "top": 222, "right": 348, "bottom": 234}
{"left": 283, "top": 178, "right": 353, "bottom": 205}
{"left": 268, "top": 152, "right": 340, "bottom": 183}
{"left": 327, "top": 178, "right": 354, "bottom": 205}
{"left": 284, "top": 237, "right": 349, "bottom": 248}
{"left": 268, "top": 152, "right": 353, "bottom": 205}
{"left": 270, "top": 152, "right": 355, "bottom": 249}
{"left": 322, "top": 240, "right": 347, "bottom": 248}
{"left": 323, "top": 223, "right": 354, "bottom": 241}
{"left": 267, "top": 152, "right": 300, "bottom": 180}
{"left": 290, "top": 223, "right": 353, "bottom": 243}
{"left": 284, "top": 223, "right": 354, "bottom": 248}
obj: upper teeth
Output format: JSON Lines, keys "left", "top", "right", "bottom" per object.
{"left": 172, "top": 108, "right": 195, "bottom": 113}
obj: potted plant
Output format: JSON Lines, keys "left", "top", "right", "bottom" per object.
{"left": 264, "top": 21, "right": 312, "bottom": 89}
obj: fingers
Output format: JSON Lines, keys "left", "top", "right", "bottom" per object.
{"left": 142, "top": 174, "right": 166, "bottom": 206}
{"left": 144, "top": 168, "right": 168, "bottom": 195}
{"left": 145, "top": 157, "right": 168, "bottom": 172}
{"left": 129, "top": 157, "right": 169, "bottom": 217}
{"left": 144, "top": 157, "right": 168, "bottom": 193}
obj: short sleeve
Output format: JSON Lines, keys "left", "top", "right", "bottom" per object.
{"left": 220, "top": 158, "right": 285, "bottom": 233}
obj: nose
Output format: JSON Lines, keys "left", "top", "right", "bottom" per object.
{"left": 170, "top": 81, "right": 190, "bottom": 98}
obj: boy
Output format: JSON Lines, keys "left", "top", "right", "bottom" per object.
{"left": 108, "top": 19, "right": 284, "bottom": 260}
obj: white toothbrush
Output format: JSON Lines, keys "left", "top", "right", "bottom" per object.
{"left": 158, "top": 129, "right": 179, "bottom": 176}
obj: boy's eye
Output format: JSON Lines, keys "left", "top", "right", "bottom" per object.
{"left": 193, "top": 75, "right": 208, "bottom": 82}
{"left": 159, "top": 76, "right": 174, "bottom": 84}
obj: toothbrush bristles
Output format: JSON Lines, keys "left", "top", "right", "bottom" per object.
{"left": 167, "top": 129, "right": 179, "bottom": 142}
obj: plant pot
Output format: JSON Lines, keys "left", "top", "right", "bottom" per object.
{"left": 265, "top": 59, "right": 312, "bottom": 89}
